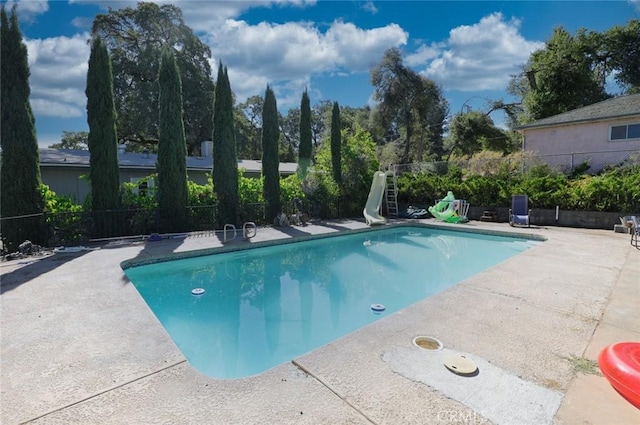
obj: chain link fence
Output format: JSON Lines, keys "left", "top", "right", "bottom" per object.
{"left": 392, "top": 149, "right": 640, "bottom": 177}
{"left": 528, "top": 149, "right": 640, "bottom": 174}
{"left": 1, "top": 197, "right": 361, "bottom": 252}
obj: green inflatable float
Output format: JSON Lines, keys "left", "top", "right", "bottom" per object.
{"left": 428, "top": 191, "right": 468, "bottom": 223}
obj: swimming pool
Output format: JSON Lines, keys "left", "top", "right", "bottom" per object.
{"left": 124, "top": 225, "right": 541, "bottom": 379}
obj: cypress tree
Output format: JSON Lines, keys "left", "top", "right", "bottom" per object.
{"left": 86, "top": 36, "right": 121, "bottom": 216}
{"left": 262, "top": 85, "right": 281, "bottom": 222}
{"left": 157, "top": 48, "right": 188, "bottom": 232}
{"left": 330, "top": 101, "right": 342, "bottom": 184}
{"left": 212, "top": 63, "right": 238, "bottom": 226}
{"left": 1, "top": 6, "right": 45, "bottom": 250}
{"left": 298, "top": 89, "right": 312, "bottom": 180}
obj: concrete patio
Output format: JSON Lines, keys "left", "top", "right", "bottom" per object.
{"left": 2, "top": 219, "right": 639, "bottom": 424}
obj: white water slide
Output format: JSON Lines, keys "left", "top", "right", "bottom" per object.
{"left": 363, "top": 171, "right": 387, "bottom": 226}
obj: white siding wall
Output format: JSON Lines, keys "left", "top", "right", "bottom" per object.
{"left": 523, "top": 116, "right": 640, "bottom": 171}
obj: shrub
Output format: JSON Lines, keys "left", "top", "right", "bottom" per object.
{"left": 510, "top": 174, "right": 569, "bottom": 209}
{"left": 280, "top": 174, "right": 305, "bottom": 213}
{"left": 238, "top": 170, "right": 264, "bottom": 223}
{"left": 459, "top": 175, "right": 509, "bottom": 207}
{"left": 41, "top": 184, "right": 85, "bottom": 245}
{"left": 120, "top": 176, "right": 158, "bottom": 234}
{"left": 187, "top": 177, "right": 215, "bottom": 206}
{"left": 187, "top": 177, "right": 216, "bottom": 229}
{"left": 303, "top": 171, "right": 340, "bottom": 218}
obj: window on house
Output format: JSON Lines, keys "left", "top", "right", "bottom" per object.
{"left": 611, "top": 123, "right": 640, "bottom": 141}
{"left": 130, "top": 177, "right": 155, "bottom": 196}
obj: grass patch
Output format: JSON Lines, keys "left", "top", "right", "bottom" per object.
{"left": 567, "top": 355, "right": 601, "bottom": 376}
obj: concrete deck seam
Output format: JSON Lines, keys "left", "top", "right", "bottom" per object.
{"left": 18, "top": 359, "right": 187, "bottom": 425}
{"left": 580, "top": 246, "right": 635, "bottom": 358}
{"left": 599, "top": 320, "right": 640, "bottom": 335}
{"left": 459, "top": 282, "right": 600, "bottom": 324}
{"left": 291, "top": 359, "right": 378, "bottom": 425}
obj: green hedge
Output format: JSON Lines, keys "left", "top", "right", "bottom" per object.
{"left": 397, "top": 163, "right": 640, "bottom": 213}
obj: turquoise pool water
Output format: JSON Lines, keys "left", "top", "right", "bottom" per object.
{"left": 124, "top": 226, "right": 540, "bottom": 379}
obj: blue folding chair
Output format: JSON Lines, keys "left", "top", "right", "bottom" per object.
{"left": 509, "top": 195, "right": 531, "bottom": 227}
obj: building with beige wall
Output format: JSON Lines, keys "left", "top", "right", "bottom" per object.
{"left": 517, "top": 94, "right": 640, "bottom": 172}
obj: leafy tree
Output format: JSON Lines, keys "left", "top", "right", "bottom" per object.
{"left": 340, "top": 105, "right": 373, "bottom": 132}
{"left": 315, "top": 125, "right": 379, "bottom": 215}
{"left": 262, "top": 85, "right": 281, "bottom": 221}
{"left": 507, "top": 24, "right": 637, "bottom": 123}
{"left": 49, "top": 131, "right": 89, "bottom": 150}
{"left": 86, "top": 36, "right": 121, "bottom": 217}
{"left": 447, "top": 111, "right": 509, "bottom": 157}
{"left": 281, "top": 106, "right": 300, "bottom": 161}
{"left": 311, "top": 100, "right": 333, "bottom": 147}
{"left": 298, "top": 89, "right": 312, "bottom": 179}
{"left": 234, "top": 95, "right": 263, "bottom": 159}
{"left": 526, "top": 28, "right": 608, "bottom": 121}
{"left": 157, "top": 48, "right": 188, "bottom": 231}
{"left": 278, "top": 122, "right": 296, "bottom": 163}
{"left": 1, "top": 6, "right": 45, "bottom": 249}
{"left": 486, "top": 99, "right": 523, "bottom": 130}
{"left": 371, "top": 48, "right": 448, "bottom": 163}
{"left": 311, "top": 102, "right": 372, "bottom": 149}
{"left": 91, "top": 2, "right": 214, "bottom": 154}
{"left": 605, "top": 19, "right": 640, "bottom": 94}
{"left": 212, "top": 64, "right": 238, "bottom": 226}
{"left": 330, "top": 102, "right": 342, "bottom": 184}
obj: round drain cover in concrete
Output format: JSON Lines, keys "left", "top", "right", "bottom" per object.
{"left": 412, "top": 336, "right": 443, "bottom": 351}
{"left": 444, "top": 354, "right": 477, "bottom": 376}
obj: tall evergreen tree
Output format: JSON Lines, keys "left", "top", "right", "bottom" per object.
{"left": 330, "top": 101, "right": 342, "bottom": 185}
{"left": 298, "top": 89, "right": 312, "bottom": 179}
{"left": 212, "top": 64, "right": 238, "bottom": 226}
{"left": 1, "top": 6, "right": 45, "bottom": 250}
{"left": 86, "top": 36, "right": 120, "bottom": 218}
{"left": 262, "top": 85, "right": 281, "bottom": 221}
{"left": 157, "top": 48, "right": 188, "bottom": 232}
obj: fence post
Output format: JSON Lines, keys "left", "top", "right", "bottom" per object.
{"left": 570, "top": 153, "right": 574, "bottom": 172}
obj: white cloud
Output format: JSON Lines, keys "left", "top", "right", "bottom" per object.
{"left": 69, "top": 0, "right": 316, "bottom": 31}
{"left": 272, "top": 78, "right": 312, "bottom": 109}
{"left": 23, "top": 1, "right": 404, "bottom": 123}
{"left": 60, "top": 1, "right": 406, "bottom": 107}
{"left": 415, "top": 13, "right": 544, "bottom": 92}
{"left": 207, "top": 19, "right": 407, "bottom": 103}
{"left": 5, "top": 0, "right": 49, "bottom": 22}
{"left": 69, "top": 0, "right": 251, "bottom": 30}
{"left": 629, "top": 0, "right": 640, "bottom": 12}
{"left": 362, "top": 1, "right": 378, "bottom": 14}
{"left": 71, "top": 16, "right": 94, "bottom": 30}
{"left": 25, "top": 33, "right": 91, "bottom": 118}
{"left": 31, "top": 99, "right": 84, "bottom": 118}
{"left": 405, "top": 44, "right": 440, "bottom": 67}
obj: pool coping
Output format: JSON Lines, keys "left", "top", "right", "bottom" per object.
{"left": 120, "top": 221, "right": 547, "bottom": 270}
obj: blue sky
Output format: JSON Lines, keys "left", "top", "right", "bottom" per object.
{"left": 5, "top": 0, "right": 640, "bottom": 148}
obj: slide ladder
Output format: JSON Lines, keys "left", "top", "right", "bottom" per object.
{"left": 385, "top": 169, "right": 399, "bottom": 217}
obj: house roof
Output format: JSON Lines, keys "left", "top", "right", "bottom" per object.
{"left": 39, "top": 149, "right": 298, "bottom": 175}
{"left": 516, "top": 93, "right": 640, "bottom": 130}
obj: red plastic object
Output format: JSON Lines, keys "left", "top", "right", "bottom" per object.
{"left": 598, "top": 342, "right": 640, "bottom": 409}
